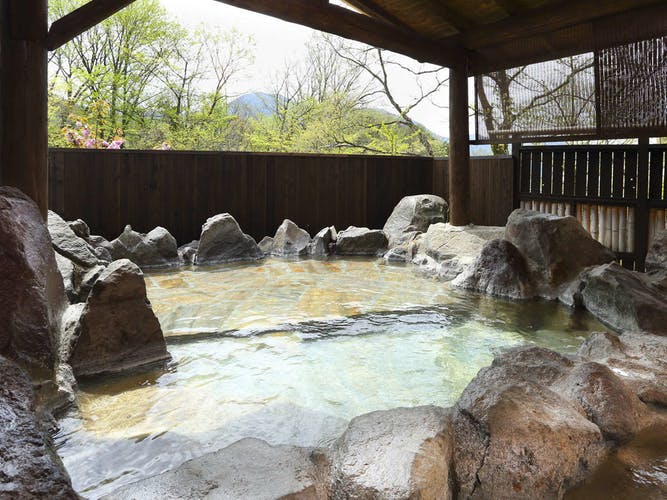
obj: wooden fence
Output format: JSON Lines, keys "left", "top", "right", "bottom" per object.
{"left": 48, "top": 149, "right": 514, "bottom": 245}
{"left": 517, "top": 143, "right": 667, "bottom": 270}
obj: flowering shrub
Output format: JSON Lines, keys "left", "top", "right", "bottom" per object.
{"left": 62, "top": 117, "right": 125, "bottom": 149}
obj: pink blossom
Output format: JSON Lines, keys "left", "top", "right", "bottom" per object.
{"left": 101, "top": 140, "right": 109, "bottom": 148}
{"left": 107, "top": 139, "right": 124, "bottom": 149}
{"left": 75, "top": 121, "right": 82, "bottom": 128}
{"left": 81, "top": 127, "right": 91, "bottom": 138}
{"left": 85, "top": 138, "right": 96, "bottom": 149}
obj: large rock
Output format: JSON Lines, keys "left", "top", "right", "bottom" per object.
{"left": 178, "top": 240, "right": 199, "bottom": 264}
{"left": 105, "top": 438, "right": 328, "bottom": 500}
{"left": 574, "top": 263, "right": 667, "bottom": 335}
{"left": 645, "top": 229, "right": 667, "bottom": 289}
{"left": 335, "top": 226, "right": 387, "bottom": 256}
{"left": 47, "top": 210, "right": 100, "bottom": 268}
{"left": 552, "top": 362, "right": 650, "bottom": 444}
{"left": 86, "top": 234, "right": 114, "bottom": 262}
{"left": 383, "top": 194, "right": 447, "bottom": 246}
{"left": 453, "top": 346, "right": 607, "bottom": 499}
{"left": 413, "top": 224, "right": 504, "bottom": 280}
{"left": 64, "top": 259, "right": 170, "bottom": 377}
{"left": 505, "top": 209, "right": 615, "bottom": 296}
{"left": 109, "top": 225, "right": 179, "bottom": 269}
{"left": 309, "top": 226, "right": 336, "bottom": 257}
{"left": 578, "top": 331, "right": 667, "bottom": 406}
{"left": 452, "top": 239, "right": 536, "bottom": 299}
{"left": 55, "top": 253, "right": 105, "bottom": 304}
{"left": 329, "top": 406, "right": 453, "bottom": 499}
{"left": 0, "top": 188, "right": 65, "bottom": 371}
{"left": 0, "top": 356, "right": 77, "bottom": 498}
{"left": 195, "top": 213, "right": 263, "bottom": 265}
{"left": 272, "top": 219, "right": 311, "bottom": 257}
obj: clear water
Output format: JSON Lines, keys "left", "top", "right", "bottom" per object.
{"left": 55, "top": 259, "right": 605, "bottom": 498}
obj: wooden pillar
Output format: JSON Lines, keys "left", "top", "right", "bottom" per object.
{"left": 448, "top": 58, "right": 470, "bottom": 226}
{"left": 0, "top": 0, "right": 49, "bottom": 218}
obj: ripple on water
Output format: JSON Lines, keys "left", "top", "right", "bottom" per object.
{"left": 57, "top": 258, "right": 607, "bottom": 498}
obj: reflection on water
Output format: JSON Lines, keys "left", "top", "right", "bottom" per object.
{"left": 56, "top": 258, "right": 605, "bottom": 498}
{"left": 566, "top": 421, "right": 667, "bottom": 500}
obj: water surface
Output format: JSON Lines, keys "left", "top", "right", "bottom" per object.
{"left": 56, "top": 258, "right": 605, "bottom": 498}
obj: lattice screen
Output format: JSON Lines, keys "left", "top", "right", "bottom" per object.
{"left": 475, "top": 37, "right": 667, "bottom": 142}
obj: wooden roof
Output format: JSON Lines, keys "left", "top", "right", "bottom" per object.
{"left": 211, "top": 0, "right": 667, "bottom": 74}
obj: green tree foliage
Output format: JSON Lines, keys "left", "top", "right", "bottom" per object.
{"left": 48, "top": 1, "right": 448, "bottom": 156}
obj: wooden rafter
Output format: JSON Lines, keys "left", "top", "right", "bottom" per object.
{"left": 342, "top": 0, "right": 414, "bottom": 33}
{"left": 213, "top": 0, "right": 461, "bottom": 67}
{"left": 460, "top": 0, "right": 663, "bottom": 50}
{"left": 47, "top": 0, "right": 137, "bottom": 51}
{"left": 430, "top": 1, "right": 474, "bottom": 33}
{"left": 469, "top": 1, "right": 667, "bottom": 74}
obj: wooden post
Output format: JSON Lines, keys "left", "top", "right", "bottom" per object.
{"left": 636, "top": 136, "right": 649, "bottom": 271}
{"left": 448, "top": 58, "right": 470, "bottom": 226}
{"left": 0, "top": 0, "right": 49, "bottom": 218}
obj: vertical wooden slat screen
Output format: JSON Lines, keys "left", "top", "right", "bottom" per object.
{"left": 517, "top": 144, "right": 667, "bottom": 270}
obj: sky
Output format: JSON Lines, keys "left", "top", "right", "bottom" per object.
{"left": 158, "top": 0, "right": 455, "bottom": 137}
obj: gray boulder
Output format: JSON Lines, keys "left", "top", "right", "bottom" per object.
{"left": 453, "top": 347, "right": 606, "bottom": 499}
{"left": 309, "top": 226, "right": 336, "bottom": 257}
{"left": 329, "top": 406, "right": 453, "bottom": 499}
{"left": 48, "top": 210, "right": 99, "bottom": 268}
{"left": 335, "top": 226, "right": 387, "bottom": 256}
{"left": 452, "top": 239, "right": 536, "bottom": 300}
{"left": 178, "top": 240, "right": 199, "bottom": 264}
{"left": 578, "top": 331, "right": 667, "bottom": 406}
{"left": 272, "top": 219, "right": 311, "bottom": 257}
{"left": 573, "top": 262, "right": 667, "bottom": 335}
{"left": 196, "top": 213, "right": 263, "bottom": 265}
{"left": 0, "top": 356, "right": 77, "bottom": 498}
{"left": 86, "top": 234, "right": 114, "bottom": 262}
{"left": 383, "top": 194, "right": 447, "bottom": 246}
{"left": 55, "top": 252, "right": 105, "bottom": 304}
{"left": 105, "top": 438, "right": 328, "bottom": 500}
{"left": 646, "top": 229, "right": 667, "bottom": 289}
{"left": 0, "top": 188, "right": 65, "bottom": 371}
{"left": 64, "top": 259, "right": 170, "bottom": 377}
{"left": 505, "top": 209, "right": 615, "bottom": 297}
{"left": 109, "top": 225, "right": 179, "bottom": 269}
{"left": 416, "top": 223, "right": 505, "bottom": 280}
{"left": 68, "top": 218, "right": 90, "bottom": 239}
{"left": 258, "top": 236, "right": 274, "bottom": 256}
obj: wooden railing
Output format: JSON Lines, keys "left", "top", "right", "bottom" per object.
{"left": 48, "top": 149, "right": 514, "bottom": 245}
{"left": 517, "top": 144, "right": 667, "bottom": 270}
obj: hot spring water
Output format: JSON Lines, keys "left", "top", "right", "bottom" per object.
{"left": 56, "top": 259, "right": 607, "bottom": 498}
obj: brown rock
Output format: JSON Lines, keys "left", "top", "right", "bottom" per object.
{"left": 578, "top": 331, "right": 667, "bottom": 406}
{"left": 0, "top": 356, "right": 77, "bottom": 498}
{"left": 453, "top": 347, "right": 606, "bottom": 499}
{"left": 0, "top": 187, "right": 65, "bottom": 371}
{"left": 552, "top": 362, "right": 649, "bottom": 443}
{"left": 66, "top": 259, "right": 170, "bottom": 377}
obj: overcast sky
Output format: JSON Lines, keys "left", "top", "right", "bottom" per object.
{"left": 158, "top": 0, "right": 453, "bottom": 137}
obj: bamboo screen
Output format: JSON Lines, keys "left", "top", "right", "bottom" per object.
{"left": 475, "top": 37, "right": 667, "bottom": 142}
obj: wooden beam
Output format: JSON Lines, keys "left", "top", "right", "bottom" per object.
{"left": 342, "top": 0, "right": 414, "bottom": 33}
{"left": 1, "top": 0, "right": 49, "bottom": 217}
{"left": 462, "top": 0, "right": 662, "bottom": 50}
{"left": 213, "top": 0, "right": 461, "bottom": 67}
{"left": 469, "top": 2, "right": 667, "bottom": 74}
{"left": 448, "top": 59, "right": 471, "bottom": 226}
{"left": 47, "top": 0, "right": 137, "bottom": 51}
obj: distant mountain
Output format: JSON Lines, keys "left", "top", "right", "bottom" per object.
{"left": 229, "top": 92, "right": 495, "bottom": 156}
{"left": 229, "top": 92, "right": 277, "bottom": 118}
